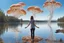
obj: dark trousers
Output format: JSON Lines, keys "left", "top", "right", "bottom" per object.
{"left": 31, "top": 28, "right": 35, "bottom": 39}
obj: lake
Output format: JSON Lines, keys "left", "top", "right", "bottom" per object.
{"left": 0, "top": 22, "right": 64, "bottom": 43}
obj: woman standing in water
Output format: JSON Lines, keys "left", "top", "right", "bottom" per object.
{"left": 25, "top": 16, "right": 39, "bottom": 40}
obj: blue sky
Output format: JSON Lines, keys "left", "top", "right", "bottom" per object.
{"left": 0, "top": 0, "right": 64, "bottom": 20}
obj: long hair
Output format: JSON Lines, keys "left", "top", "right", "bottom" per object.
{"left": 30, "top": 16, "right": 34, "bottom": 20}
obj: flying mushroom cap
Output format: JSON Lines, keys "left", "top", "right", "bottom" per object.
{"left": 7, "top": 9, "right": 13, "bottom": 14}
{"left": 7, "top": 8, "right": 26, "bottom": 18}
{"left": 27, "top": 6, "right": 35, "bottom": 11}
{"left": 19, "top": 9, "right": 26, "bottom": 15}
{"left": 7, "top": 2, "right": 26, "bottom": 18}
{"left": 35, "top": 7, "right": 43, "bottom": 13}
{"left": 51, "top": 1, "right": 56, "bottom": 4}
{"left": 56, "top": 2, "right": 61, "bottom": 6}
{"left": 18, "top": 2, "right": 26, "bottom": 7}
{"left": 7, "top": 9, "right": 26, "bottom": 15}
{"left": 10, "top": 4, "right": 21, "bottom": 10}
{"left": 10, "top": 2, "right": 26, "bottom": 10}
{"left": 43, "top": 2, "right": 52, "bottom": 7}
{"left": 43, "top": 1, "right": 61, "bottom": 8}
{"left": 7, "top": 8, "right": 18, "bottom": 14}
{"left": 52, "top": 1, "right": 61, "bottom": 7}
{"left": 27, "top": 6, "right": 43, "bottom": 13}
{"left": 11, "top": 4, "right": 21, "bottom": 7}
{"left": 13, "top": 9, "right": 26, "bottom": 18}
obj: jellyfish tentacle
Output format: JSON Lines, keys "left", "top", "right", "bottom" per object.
{"left": 48, "top": 7, "right": 54, "bottom": 25}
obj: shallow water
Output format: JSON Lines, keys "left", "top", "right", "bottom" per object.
{"left": 0, "top": 22, "right": 64, "bottom": 43}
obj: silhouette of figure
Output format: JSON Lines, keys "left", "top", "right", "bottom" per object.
{"left": 25, "top": 16, "right": 39, "bottom": 40}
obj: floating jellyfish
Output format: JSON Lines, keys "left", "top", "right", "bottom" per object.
{"left": 7, "top": 9, "right": 26, "bottom": 18}
{"left": 43, "top": 0, "right": 61, "bottom": 25}
{"left": 10, "top": 2, "right": 26, "bottom": 9}
{"left": 27, "top": 6, "right": 43, "bottom": 17}
{"left": 7, "top": 2, "right": 26, "bottom": 18}
{"left": 43, "top": 0, "right": 61, "bottom": 41}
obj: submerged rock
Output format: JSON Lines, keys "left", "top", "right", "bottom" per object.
{"left": 22, "top": 36, "right": 43, "bottom": 43}
{"left": 56, "top": 29, "right": 64, "bottom": 33}
{"left": 45, "top": 38, "right": 63, "bottom": 43}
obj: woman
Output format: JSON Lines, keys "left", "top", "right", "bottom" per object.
{"left": 25, "top": 16, "right": 39, "bottom": 40}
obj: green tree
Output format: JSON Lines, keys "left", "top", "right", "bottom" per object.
{"left": 57, "top": 16, "right": 64, "bottom": 22}
{"left": 0, "top": 9, "right": 5, "bottom": 22}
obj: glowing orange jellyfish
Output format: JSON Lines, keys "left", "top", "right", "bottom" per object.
{"left": 27, "top": 6, "right": 43, "bottom": 17}
{"left": 7, "top": 2, "right": 26, "bottom": 18}
{"left": 7, "top": 9, "right": 26, "bottom": 18}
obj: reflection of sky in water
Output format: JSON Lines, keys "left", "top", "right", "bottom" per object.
{"left": 0, "top": 22, "right": 64, "bottom": 43}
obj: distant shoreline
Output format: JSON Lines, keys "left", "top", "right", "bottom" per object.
{"left": 23, "top": 20, "right": 57, "bottom": 22}
{"left": 0, "top": 20, "right": 57, "bottom": 24}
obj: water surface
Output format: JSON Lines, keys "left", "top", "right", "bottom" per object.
{"left": 0, "top": 22, "right": 64, "bottom": 43}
